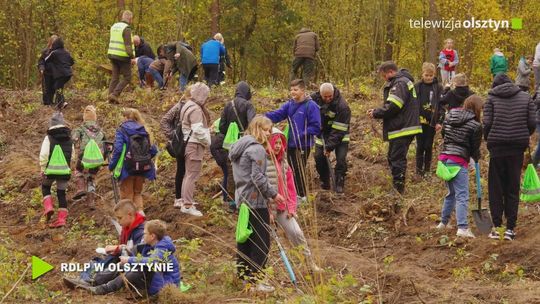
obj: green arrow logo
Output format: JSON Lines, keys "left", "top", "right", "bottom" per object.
{"left": 32, "top": 256, "right": 53, "bottom": 279}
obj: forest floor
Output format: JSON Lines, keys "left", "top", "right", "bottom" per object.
{"left": 1, "top": 84, "right": 540, "bottom": 304}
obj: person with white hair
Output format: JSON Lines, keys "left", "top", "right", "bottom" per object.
{"left": 107, "top": 10, "right": 135, "bottom": 103}
{"left": 214, "top": 33, "right": 231, "bottom": 84}
{"left": 311, "top": 83, "right": 351, "bottom": 193}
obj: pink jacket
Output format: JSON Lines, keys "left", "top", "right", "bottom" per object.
{"left": 267, "top": 131, "right": 297, "bottom": 213}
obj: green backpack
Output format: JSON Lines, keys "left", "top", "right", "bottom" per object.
{"left": 45, "top": 145, "right": 71, "bottom": 176}
{"left": 520, "top": 164, "right": 540, "bottom": 202}
{"left": 113, "top": 144, "right": 127, "bottom": 179}
{"left": 82, "top": 139, "right": 105, "bottom": 169}
{"left": 435, "top": 161, "right": 461, "bottom": 181}
{"left": 283, "top": 123, "right": 290, "bottom": 142}
{"left": 236, "top": 203, "right": 252, "bottom": 244}
{"left": 222, "top": 122, "right": 240, "bottom": 150}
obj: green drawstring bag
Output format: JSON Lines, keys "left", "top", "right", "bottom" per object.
{"left": 236, "top": 203, "right": 252, "bottom": 244}
{"left": 435, "top": 161, "right": 461, "bottom": 181}
{"left": 222, "top": 122, "right": 240, "bottom": 150}
{"left": 45, "top": 145, "right": 71, "bottom": 175}
{"left": 113, "top": 144, "right": 126, "bottom": 179}
{"left": 213, "top": 118, "right": 221, "bottom": 134}
{"left": 283, "top": 123, "right": 289, "bottom": 142}
{"left": 82, "top": 139, "right": 105, "bottom": 169}
{"left": 520, "top": 164, "right": 540, "bottom": 202}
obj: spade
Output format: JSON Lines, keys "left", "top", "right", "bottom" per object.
{"left": 472, "top": 162, "right": 493, "bottom": 235}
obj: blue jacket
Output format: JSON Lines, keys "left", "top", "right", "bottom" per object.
{"left": 266, "top": 98, "right": 321, "bottom": 149}
{"left": 200, "top": 40, "right": 225, "bottom": 65}
{"left": 108, "top": 120, "right": 158, "bottom": 181}
{"left": 128, "top": 236, "right": 181, "bottom": 296}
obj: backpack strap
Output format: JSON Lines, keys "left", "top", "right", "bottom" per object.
{"left": 231, "top": 99, "right": 245, "bottom": 132}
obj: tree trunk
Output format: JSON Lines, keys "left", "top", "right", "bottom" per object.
{"left": 384, "top": 0, "right": 396, "bottom": 60}
{"left": 239, "top": 0, "right": 257, "bottom": 80}
{"left": 426, "top": 0, "right": 440, "bottom": 64}
{"left": 210, "top": 0, "right": 220, "bottom": 34}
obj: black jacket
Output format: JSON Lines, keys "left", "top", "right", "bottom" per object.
{"left": 135, "top": 38, "right": 155, "bottom": 59}
{"left": 38, "top": 48, "right": 51, "bottom": 74}
{"left": 483, "top": 82, "right": 536, "bottom": 157}
{"left": 440, "top": 86, "right": 473, "bottom": 109}
{"left": 311, "top": 87, "right": 351, "bottom": 151}
{"left": 415, "top": 78, "right": 444, "bottom": 126}
{"left": 441, "top": 109, "right": 482, "bottom": 162}
{"left": 46, "top": 126, "right": 73, "bottom": 180}
{"left": 45, "top": 38, "right": 74, "bottom": 79}
{"left": 373, "top": 69, "right": 421, "bottom": 141}
{"left": 219, "top": 81, "right": 256, "bottom": 134}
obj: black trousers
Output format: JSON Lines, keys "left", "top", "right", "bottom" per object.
{"left": 43, "top": 75, "right": 71, "bottom": 105}
{"left": 203, "top": 64, "right": 219, "bottom": 87}
{"left": 314, "top": 142, "right": 349, "bottom": 185}
{"left": 290, "top": 57, "right": 315, "bottom": 85}
{"left": 97, "top": 270, "right": 154, "bottom": 295}
{"left": 488, "top": 154, "right": 523, "bottom": 230}
{"left": 237, "top": 208, "right": 270, "bottom": 281}
{"left": 416, "top": 124, "right": 436, "bottom": 175}
{"left": 287, "top": 147, "right": 311, "bottom": 197}
{"left": 175, "top": 157, "right": 186, "bottom": 199}
{"left": 387, "top": 136, "right": 414, "bottom": 194}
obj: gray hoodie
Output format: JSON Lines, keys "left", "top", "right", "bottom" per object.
{"left": 229, "top": 135, "right": 277, "bottom": 209}
{"left": 516, "top": 57, "right": 532, "bottom": 88}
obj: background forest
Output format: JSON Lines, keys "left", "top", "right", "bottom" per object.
{"left": 1, "top": 0, "right": 538, "bottom": 90}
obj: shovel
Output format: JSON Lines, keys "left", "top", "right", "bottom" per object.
{"left": 472, "top": 162, "right": 493, "bottom": 235}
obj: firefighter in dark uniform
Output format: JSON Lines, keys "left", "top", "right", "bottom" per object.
{"left": 312, "top": 83, "right": 351, "bottom": 193}
{"left": 367, "top": 61, "right": 422, "bottom": 194}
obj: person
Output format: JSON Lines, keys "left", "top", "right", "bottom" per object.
{"left": 516, "top": 55, "right": 533, "bottom": 92}
{"left": 38, "top": 35, "right": 58, "bottom": 106}
{"left": 135, "top": 56, "right": 154, "bottom": 87}
{"left": 133, "top": 35, "right": 155, "bottom": 59}
{"left": 109, "top": 108, "right": 158, "bottom": 214}
{"left": 39, "top": 112, "right": 73, "bottom": 228}
{"left": 311, "top": 83, "right": 351, "bottom": 193}
{"left": 164, "top": 41, "right": 198, "bottom": 91}
{"left": 229, "top": 115, "right": 285, "bottom": 293}
{"left": 290, "top": 27, "right": 320, "bottom": 86}
{"left": 266, "top": 128, "right": 321, "bottom": 272}
{"left": 214, "top": 33, "right": 232, "bottom": 85}
{"left": 490, "top": 48, "right": 508, "bottom": 77}
{"left": 63, "top": 199, "right": 145, "bottom": 288}
{"left": 367, "top": 61, "right": 421, "bottom": 194}
{"left": 210, "top": 117, "right": 235, "bottom": 212}
{"left": 177, "top": 82, "right": 211, "bottom": 216}
{"left": 75, "top": 220, "right": 181, "bottom": 296}
{"left": 483, "top": 74, "right": 535, "bottom": 241}
{"left": 533, "top": 41, "right": 540, "bottom": 91}
{"left": 107, "top": 10, "right": 135, "bottom": 103}
{"left": 71, "top": 105, "right": 106, "bottom": 203}
{"left": 44, "top": 37, "right": 74, "bottom": 109}
{"left": 436, "top": 95, "right": 483, "bottom": 238}
{"left": 200, "top": 37, "right": 225, "bottom": 87}
{"left": 215, "top": 81, "right": 256, "bottom": 210}
{"left": 160, "top": 87, "right": 192, "bottom": 208}
{"left": 414, "top": 62, "right": 444, "bottom": 178}
{"left": 438, "top": 38, "right": 459, "bottom": 87}
{"left": 266, "top": 79, "right": 321, "bottom": 201}
{"left": 439, "top": 73, "right": 473, "bottom": 109}
{"left": 148, "top": 45, "right": 172, "bottom": 89}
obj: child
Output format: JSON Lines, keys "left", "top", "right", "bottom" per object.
{"left": 71, "top": 105, "right": 106, "bottom": 202}
{"left": 436, "top": 95, "right": 483, "bottom": 238}
{"left": 490, "top": 48, "right": 508, "bottom": 77}
{"left": 148, "top": 45, "right": 172, "bottom": 89}
{"left": 440, "top": 73, "right": 474, "bottom": 109}
{"left": 63, "top": 199, "right": 145, "bottom": 287}
{"left": 516, "top": 55, "right": 533, "bottom": 92}
{"left": 39, "top": 112, "right": 73, "bottom": 228}
{"left": 109, "top": 108, "right": 158, "bottom": 214}
{"left": 78, "top": 220, "right": 180, "bottom": 296}
{"left": 438, "top": 38, "right": 459, "bottom": 86}
{"left": 415, "top": 62, "right": 444, "bottom": 177}
{"left": 266, "top": 128, "right": 321, "bottom": 272}
{"left": 229, "top": 115, "right": 285, "bottom": 293}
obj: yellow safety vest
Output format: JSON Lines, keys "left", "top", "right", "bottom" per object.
{"left": 107, "top": 22, "right": 134, "bottom": 58}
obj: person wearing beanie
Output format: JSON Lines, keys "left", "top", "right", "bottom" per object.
{"left": 484, "top": 73, "right": 536, "bottom": 240}
{"left": 440, "top": 73, "right": 474, "bottom": 109}
{"left": 71, "top": 105, "right": 106, "bottom": 203}
{"left": 39, "top": 112, "right": 74, "bottom": 228}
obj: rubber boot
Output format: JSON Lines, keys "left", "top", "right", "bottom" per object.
{"left": 72, "top": 176, "right": 87, "bottom": 200}
{"left": 335, "top": 175, "right": 345, "bottom": 194}
{"left": 42, "top": 195, "right": 54, "bottom": 222}
{"left": 49, "top": 208, "right": 68, "bottom": 228}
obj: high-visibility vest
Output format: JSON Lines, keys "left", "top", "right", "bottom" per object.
{"left": 107, "top": 22, "right": 134, "bottom": 58}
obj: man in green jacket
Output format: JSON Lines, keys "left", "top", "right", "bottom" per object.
{"left": 107, "top": 10, "right": 135, "bottom": 103}
{"left": 490, "top": 48, "right": 508, "bottom": 77}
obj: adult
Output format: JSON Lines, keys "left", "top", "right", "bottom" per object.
{"left": 200, "top": 37, "right": 225, "bottom": 87}
{"left": 165, "top": 41, "right": 198, "bottom": 92}
{"left": 135, "top": 56, "right": 154, "bottom": 87}
{"left": 266, "top": 79, "right": 321, "bottom": 201}
{"left": 290, "top": 27, "right": 320, "bottom": 86}
{"left": 214, "top": 33, "right": 232, "bottom": 85}
{"left": 38, "top": 35, "right": 58, "bottom": 106}
{"left": 367, "top": 61, "right": 421, "bottom": 194}
{"left": 533, "top": 41, "right": 540, "bottom": 91}
{"left": 311, "top": 83, "right": 351, "bottom": 193}
{"left": 133, "top": 35, "right": 155, "bottom": 59}
{"left": 43, "top": 37, "right": 74, "bottom": 109}
{"left": 149, "top": 45, "right": 173, "bottom": 89}
{"left": 438, "top": 38, "right": 459, "bottom": 87}
{"left": 483, "top": 74, "right": 535, "bottom": 241}
{"left": 516, "top": 55, "right": 533, "bottom": 92}
{"left": 490, "top": 48, "right": 508, "bottom": 77}
{"left": 107, "top": 10, "right": 135, "bottom": 103}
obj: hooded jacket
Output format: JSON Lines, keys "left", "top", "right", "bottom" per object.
{"left": 219, "top": 81, "right": 256, "bottom": 135}
{"left": 200, "top": 39, "right": 225, "bottom": 65}
{"left": 293, "top": 28, "right": 320, "bottom": 59}
{"left": 440, "top": 86, "right": 474, "bottom": 109}
{"left": 266, "top": 130, "right": 297, "bottom": 214}
{"left": 516, "top": 57, "right": 532, "bottom": 88}
{"left": 108, "top": 120, "right": 158, "bottom": 181}
{"left": 373, "top": 69, "right": 422, "bottom": 141}
{"left": 229, "top": 135, "right": 277, "bottom": 209}
{"left": 490, "top": 52, "right": 508, "bottom": 76}
{"left": 311, "top": 87, "right": 351, "bottom": 151}
{"left": 44, "top": 38, "right": 74, "bottom": 79}
{"left": 414, "top": 78, "right": 444, "bottom": 126}
{"left": 180, "top": 83, "right": 211, "bottom": 147}
{"left": 483, "top": 75, "right": 536, "bottom": 157}
{"left": 39, "top": 125, "right": 74, "bottom": 180}
{"left": 135, "top": 38, "right": 155, "bottom": 59}
{"left": 128, "top": 236, "right": 181, "bottom": 296}
{"left": 441, "top": 108, "right": 482, "bottom": 162}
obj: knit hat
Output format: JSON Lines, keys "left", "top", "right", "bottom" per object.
{"left": 49, "top": 112, "right": 65, "bottom": 128}
{"left": 491, "top": 73, "right": 512, "bottom": 88}
{"left": 190, "top": 82, "right": 210, "bottom": 106}
{"left": 83, "top": 105, "right": 97, "bottom": 121}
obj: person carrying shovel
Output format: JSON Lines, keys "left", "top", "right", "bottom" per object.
{"left": 435, "top": 95, "right": 483, "bottom": 238}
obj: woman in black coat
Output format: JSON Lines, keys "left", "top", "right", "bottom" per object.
{"left": 44, "top": 37, "right": 74, "bottom": 109}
